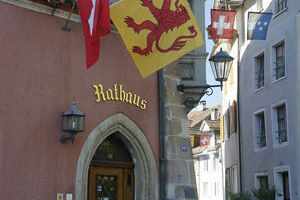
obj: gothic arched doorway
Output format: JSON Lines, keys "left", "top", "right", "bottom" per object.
{"left": 88, "top": 133, "right": 134, "bottom": 200}
{"left": 75, "top": 113, "right": 158, "bottom": 200}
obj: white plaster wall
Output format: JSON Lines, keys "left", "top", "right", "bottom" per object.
{"left": 239, "top": 0, "right": 300, "bottom": 198}
{"left": 198, "top": 152, "right": 223, "bottom": 200}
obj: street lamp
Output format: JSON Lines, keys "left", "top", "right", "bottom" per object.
{"left": 61, "top": 98, "right": 86, "bottom": 143}
{"left": 177, "top": 48, "right": 234, "bottom": 108}
{"left": 209, "top": 48, "right": 234, "bottom": 89}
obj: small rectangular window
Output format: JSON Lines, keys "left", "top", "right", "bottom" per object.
{"left": 277, "top": 104, "right": 287, "bottom": 143}
{"left": 254, "top": 112, "right": 266, "bottom": 149}
{"left": 179, "top": 61, "right": 194, "bottom": 80}
{"left": 274, "top": 43, "right": 285, "bottom": 80}
{"left": 255, "top": 54, "right": 264, "bottom": 89}
{"left": 225, "top": 168, "right": 231, "bottom": 199}
{"left": 214, "top": 182, "right": 219, "bottom": 196}
{"left": 203, "top": 182, "right": 208, "bottom": 197}
{"left": 276, "top": 0, "right": 287, "bottom": 13}
{"left": 258, "top": 176, "right": 269, "bottom": 189}
{"left": 203, "top": 157, "right": 209, "bottom": 171}
{"left": 213, "top": 156, "right": 219, "bottom": 171}
{"left": 231, "top": 165, "right": 239, "bottom": 193}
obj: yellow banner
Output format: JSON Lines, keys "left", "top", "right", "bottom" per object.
{"left": 110, "top": 0, "right": 204, "bottom": 78}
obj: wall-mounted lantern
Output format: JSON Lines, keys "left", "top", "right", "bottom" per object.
{"left": 61, "top": 98, "right": 86, "bottom": 143}
{"left": 177, "top": 48, "right": 234, "bottom": 108}
{"left": 208, "top": 48, "right": 234, "bottom": 89}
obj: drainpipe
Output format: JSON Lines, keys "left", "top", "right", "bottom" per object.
{"left": 158, "top": 70, "right": 165, "bottom": 200}
{"left": 237, "top": 33, "right": 243, "bottom": 193}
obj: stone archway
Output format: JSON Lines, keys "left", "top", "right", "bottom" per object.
{"left": 75, "top": 113, "right": 158, "bottom": 200}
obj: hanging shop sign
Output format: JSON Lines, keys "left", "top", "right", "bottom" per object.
{"left": 93, "top": 83, "right": 147, "bottom": 110}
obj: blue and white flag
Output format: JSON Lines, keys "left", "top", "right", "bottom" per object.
{"left": 247, "top": 12, "right": 272, "bottom": 40}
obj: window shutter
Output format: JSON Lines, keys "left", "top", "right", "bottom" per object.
{"left": 226, "top": 109, "right": 230, "bottom": 138}
{"left": 232, "top": 100, "right": 237, "bottom": 132}
{"left": 190, "top": 135, "right": 195, "bottom": 147}
{"left": 220, "top": 115, "right": 224, "bottom": 142}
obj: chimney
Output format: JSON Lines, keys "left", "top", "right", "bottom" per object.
{"left": 199, "top": 100, "right": 206, "bottom": 111}
{"left": 211, "top": 108, "right": 219, "bottom": 120}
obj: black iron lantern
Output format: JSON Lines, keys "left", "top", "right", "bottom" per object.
{"left": 61, "top": 98, "right": 86, "bottom": 143}
{"left": 177, "top": 48, "right": 234, "bottom": 109}
{"left": 209, "top": 48, "right": 234, "bottom": 89}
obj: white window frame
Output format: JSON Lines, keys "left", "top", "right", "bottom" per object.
{"left": 271, "top": 38, "right": 287, "bottom": 83}
{"left": 253, "top": 51, "right": 266, "bottom": 92}
{"left": 202, "top": 157, "right": 209, "bottom": 172}
{"left": 253, "top": 108, "right": 267, "bottom": 152}
{"left": 271, "top": 100, "right": 289, "bottom": 149}
{"left": 203, "top": 182, "right": 209, "bottom": 197}
{"left": 212, "top": 153, "right": 219, "bottom": 171}
{"left": 213, "top": 182, "right": 220, "bottom": 197}
{"left": 254, "top": 172, "right": 269, "bottom": 189}
{"left": 274, "top": 165, "right": 292, "bottom": 200}
{"left": 224, "top": 111, "right": 228, "bottom": 140}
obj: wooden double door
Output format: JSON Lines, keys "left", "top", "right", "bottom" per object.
{"left": 89, "top": 162, "right": 134, "bottom": 200}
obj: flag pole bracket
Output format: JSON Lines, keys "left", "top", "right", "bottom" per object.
{"left": 62, "top": 0, "right": 79, "bottom": 32}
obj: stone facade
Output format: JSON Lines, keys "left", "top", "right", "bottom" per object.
{"left": 163, "top": 64, "right": 198, "bottom": 200}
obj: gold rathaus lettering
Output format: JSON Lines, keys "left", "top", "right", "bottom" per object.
{"left": 92, "top": 83, "right": 147, "bottom": 110}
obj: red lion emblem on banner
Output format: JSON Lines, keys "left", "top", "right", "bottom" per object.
{"left": 125, "top": 0, "right": 198, "bottom": 56}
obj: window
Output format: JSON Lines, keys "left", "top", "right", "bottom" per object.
{"left": 213, "top": 155, "right": 219, "bottom": 171}
{"left": 203, "top": 157, "right": 209, "bottom": 171}
{"left": 214, "top": 182, "right": 219, "bottom": 196}
{"left": 179, "top": 61, "right": 194, "bottom": 80}
{"left": 255, "top": 54, "right": 264, "bottom": 89}
{"left": 225, "top": 168, "right": 231, "bottom": 200}
{"left": 277, "top": 104, "right": 287, "bottom": 143}
{"left": 274, "top": 166, "right": 291, "bottom": 200}
{"left": 273, "top": 103, "right": 287, "bottom": 145}
{"left": 203, "top": 182, "right": 209, "bottom": 197}
{"left": 274, "top": 42, "right": 285, "bottom": 80}
{"left": 272, "top": 102, "right": 288, "bottom": 147}
{"left": 254, "top": 111, "right": 266, "bottom": 149}
{"left": 231, "top": 165, "right": 239, "bottom": 193}
{"left": 256, "top": 175, "right": 269, "bottom": 189}
{"left": 276, "top": 0, "right": 287, "bottom": 13}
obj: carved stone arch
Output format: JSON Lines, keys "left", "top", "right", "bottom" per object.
{"left": 75, "top": 113, "right": 158, "bottom": 200}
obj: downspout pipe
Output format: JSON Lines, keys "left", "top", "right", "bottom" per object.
{"left": 158, "top": 70, "right": 165, "bottom": 200}
{"left": 237, "top": 33, "right": 243, "bottom": 193}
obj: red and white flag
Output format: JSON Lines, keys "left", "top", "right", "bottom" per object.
{"left": 200, "top": 135, "right": 211, "bottom": 146}
{"left": 77, "top": 0, "right": 110, "bottom": 69}
{"left": 211, "top": 9, "right": 236, "bottom": 39}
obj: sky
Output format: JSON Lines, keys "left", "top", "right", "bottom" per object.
{"left": 200, "top": 0, "right": 221, "bottom": 108}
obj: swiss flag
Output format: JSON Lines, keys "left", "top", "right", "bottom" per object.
{"left": 200, "top": 135, "right": 210, "bottom": 146}
{"left": 77, "top": 0, "right": 110, "bottom": 69}
{"left": 210, "top": 9, "right": 236, "bottom": 39}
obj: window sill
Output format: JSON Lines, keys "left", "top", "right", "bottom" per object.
{"left": 254, "top": 146, "right": 267, "bottom": 153}
{"left": 254, "top": 85, "right": 266, "bottom": 93}
{"left": 273, "top": 141, "right": 289, "bottom": 149}
{"left": 271, "top": 75, "right": 287, "bottom": 85}
{"left": 273, "top": 7, "right": 288, "bottom": 19}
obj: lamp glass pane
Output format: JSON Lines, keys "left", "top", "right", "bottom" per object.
{"left": 62, "top": 115, "right": 69, "bottom": 131}
{"left": 224, "top": 60, "right": 233, "bottom": 80}
{"left": 210, "top": 61, "right": 218, "bottom": 81}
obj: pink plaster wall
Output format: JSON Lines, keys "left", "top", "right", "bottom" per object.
{"left": 0, "top": 2, "right": 159, "bottom": 199}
